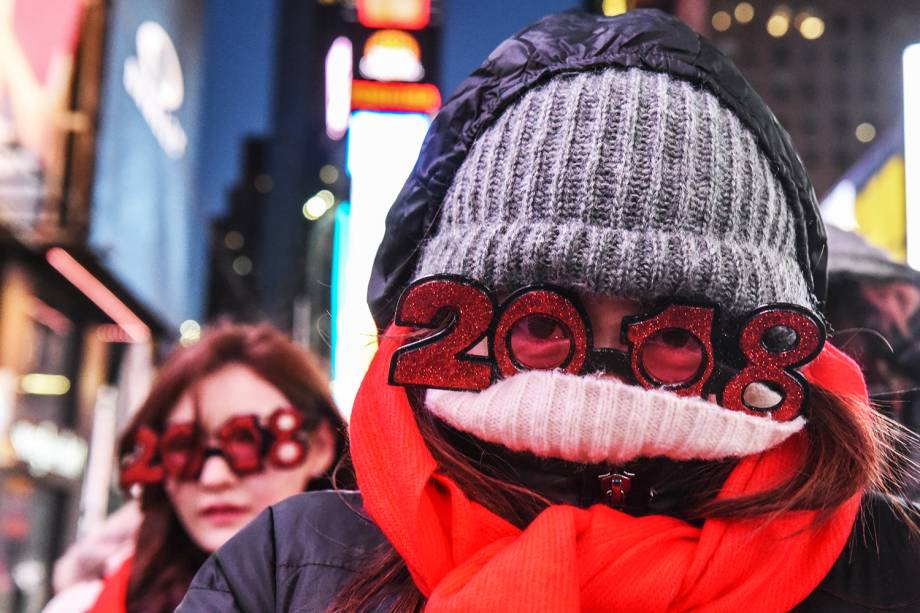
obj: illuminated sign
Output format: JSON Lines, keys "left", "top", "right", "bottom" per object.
{"left": 19, "top": 373, "right": 70, "bottom": 396}
{"left": 332, "top": 111, "right": 431, "bottom": 416}
{"left": 0, "top": 370, "right": 14, "bottom": 451}
{"left": 327, "top": 0, "right": 439, "bottom": 412}
{"left": 821, "top": 180, "right": 858, "bottom": 231}
{"left": 905, "top": 44, "right": 920, "bottom": 269}
{"left": 359, "top": 30, "right": 424, "bottom": 82}
{"left": 0, "top": 0, "right": 86, "bottom": 232}
{"left": 46, "top": 248, "right": 151, "bottom": 342}
{"left": 123, "top": 21, "right": 188, "bottom": 158}
{"left": 9, "top": 420, "right": 87, "bottom": 479}
{"left": 855, "top": 156, "right": 906, "bottom": 262}
{"left": 821, "top": 136, "right": 907, "bottom": 263}
{"left": 325, "top": 37, "right": 353, "bottom": 141}
{"left": 356, "top": 0, "right": 430, "bottom": 30}
{"left": 351, "top": 80, "right": 441, "bottom": 114}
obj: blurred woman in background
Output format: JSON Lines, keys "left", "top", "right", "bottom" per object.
{"left": 825, "top": 224, "right": 920, "bottom": 496}
{"left": 67, "top": 323, "right": 345, "bottom": 613}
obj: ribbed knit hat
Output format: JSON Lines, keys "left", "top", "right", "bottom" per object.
{"left": 414, "top": 66, "right": 811, "bottom": 314}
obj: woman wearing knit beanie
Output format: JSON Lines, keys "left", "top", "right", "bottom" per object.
{"left": 178, "top": 10, "right": 919, "bottom": 613}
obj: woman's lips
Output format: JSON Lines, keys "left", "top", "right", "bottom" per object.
{"left": 198, "top": 504, "right": 250, "bottom": 526}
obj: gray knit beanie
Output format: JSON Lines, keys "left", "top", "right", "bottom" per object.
{"left": 414, "top": 66, "right": 811, "bottom": 314}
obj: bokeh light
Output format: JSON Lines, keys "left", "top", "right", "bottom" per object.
{"left": 855, "top": 122, "right": 876, "bottom": 143}
{"left": 712, "top": 10, "right": 732, "bottom": 32}
{"left": 767, "top": 7, "right": 791, "bottom": 37}
{"left": 799, "top": 15, "right": 825, "bottom": 40}
{"left": 734, "top": 2, "right": 754, "bottom": 24}
{"left": 224, "top": 231, "right": 244, "bottom": 250}
{"left": 232, "top": 256, "right": 253, "bottom": 276}
{"left": 319, "top": 164, "right": 340, "bottom": 184}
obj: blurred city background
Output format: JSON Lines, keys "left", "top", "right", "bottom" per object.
{"left": 0, "top": 0, "right": 919, "bottom": 610}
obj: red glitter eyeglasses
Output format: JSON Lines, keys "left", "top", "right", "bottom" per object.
{"left": 120, "top": 406, "right": 309, "bottom": 488}
{"left": 388, "top": 275, "right": 826, "bottom": 422}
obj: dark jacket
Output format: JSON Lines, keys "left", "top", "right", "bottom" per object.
{"left": 176, "top": 490, "right": 920, "bottom": 612}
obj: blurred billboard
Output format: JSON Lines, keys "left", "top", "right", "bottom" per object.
{"left": 88, "top": 0, "right": 207, "bottom": 326}
{"left": 321, "top": 0, "right": 441, "bottom": 415}
{"left": 821, "top": 129, "right": 906, "bottom": 262}
{"left": 0, "top": 0, "right": 86, "bottom": 235}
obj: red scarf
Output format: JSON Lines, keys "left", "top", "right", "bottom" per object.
{"left": 88, "top": 557, "right": 131, "bottom": 613}
{"left": 351, "top": 329, "right": 865, "bottom": 612}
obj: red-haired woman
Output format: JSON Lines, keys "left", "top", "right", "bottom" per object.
{"left": 178, "top": 10, "right": 919, "bottom": 613}
{"left": 87, "top": 323, "right": 345, "bottom": 613}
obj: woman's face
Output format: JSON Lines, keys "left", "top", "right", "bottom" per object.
{"left": 163, "top": 362, "right": 334, "bottom": 553}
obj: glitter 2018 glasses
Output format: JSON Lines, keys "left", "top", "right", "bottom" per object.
{"left": 120, "top": 406, "right": 309, "bottom": 488}
{"left": 388, "top": 275, "right": 826, "bottom": 422}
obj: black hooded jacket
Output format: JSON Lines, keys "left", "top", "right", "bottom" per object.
{"left": 176, "top": 490, "right": 920, "bottom": 612}
{"left": 178, "top": 10, "right": 919, "bottom": 612}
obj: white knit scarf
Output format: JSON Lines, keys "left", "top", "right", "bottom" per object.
{"left": 426, "top": 371, "right": 805, "bottom": 463}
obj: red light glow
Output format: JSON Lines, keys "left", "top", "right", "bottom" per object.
{"left": 46, "top": 248, "right": 151, "bottom": 342}
{"left": 351, "top": 80, "right": 441, "bottom": 114}
{"left": 356, "top": 0, "right": 430, "bottom": 29}
{"left": 95, "top": 324, "right": 134, "bottom": 344}
{"left": 360, "top": 30, "right": 424, "bottom": 82}
{"left": 26, "top": 297, "right": 73, "bottom": 336}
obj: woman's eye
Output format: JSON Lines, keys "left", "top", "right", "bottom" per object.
{"left": 525, "top": 315, "right": 567, "bottom": 340}
{"left": 226, "top": 427, "right": 258, "bottom": 445}
{"left": 658, "top": 328, "right": 696, "bottom": 349}
{"left": 639, "top": 328, "right": 705, "bottom": 386}
{"left": 509, "top": 314, "right": 573, "bottom": 369}
{"left": 160, "top": 430, "right": 201, "bottom": 477}
{"left": 223, "top": 426, "right": 260, "bottom": 456}
{"left": 164, "top": 433, "right": 195, "bottom": 451}
{"left": 220, "top": 423, "right": 262, "bottom": 471}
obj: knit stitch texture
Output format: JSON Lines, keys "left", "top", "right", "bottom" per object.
{"left": 426, "top": 370, "right": 805, "bottom": 463}
{"left": 415, "top": 67, "right": 811, "bottom": 314}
